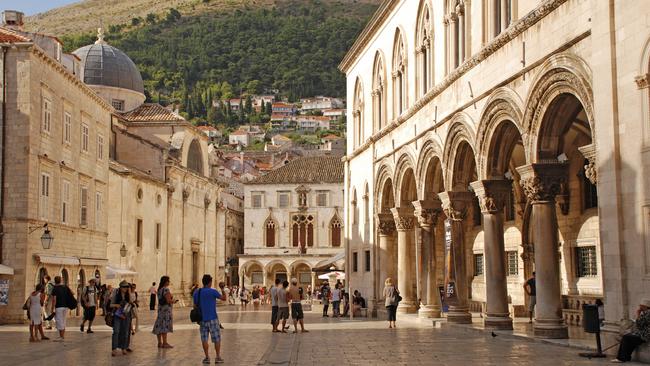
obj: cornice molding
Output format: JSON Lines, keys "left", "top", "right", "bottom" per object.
{"left": 29, "top": 46, "right": 114, "bottom": 113}
{"left": 343, "top": 0, "right": 570, "bottom": 162}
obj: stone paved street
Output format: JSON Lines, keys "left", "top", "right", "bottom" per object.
{"left": 0, "top": 303, "right": 643, "bottom": 365}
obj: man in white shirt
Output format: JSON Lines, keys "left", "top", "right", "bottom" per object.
{"left": 149, "top": 282, "right": 157, "bottom": 310}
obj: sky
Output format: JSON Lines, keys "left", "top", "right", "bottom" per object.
{"left": 0, "top": 0, "right": 79, "bottom": 16}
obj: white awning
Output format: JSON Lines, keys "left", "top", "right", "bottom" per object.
{"left": 33, "top": 254, "right": 80, "bottom": 266}
{"left": 79, "top": 258, "right": 108, "bottom": 266}
{"left": 0, "top": 264, "right": 14, "bottom": 275}
{"left": 314, "top": 252, "right": 345, "bottom": 270}
{"left": 105, "top": 266, "right": 138, "bottom": 279}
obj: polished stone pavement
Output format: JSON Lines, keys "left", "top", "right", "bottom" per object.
{"left": 0, "top": 304, "right": 642, "bottom": 365}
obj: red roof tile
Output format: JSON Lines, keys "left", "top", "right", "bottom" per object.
{"left": 118, "top": 103, "right": 184, "bottom": 122}
{"left": 0, "top": 27, "right": 31, "bottom": 43}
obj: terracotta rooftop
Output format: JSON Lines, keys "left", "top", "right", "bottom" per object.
{"left": 322, "top": 134, "right": 343, "bottom": 140}
{"left": 230, "top": 130, "right": 248, "bottom": 136}
{"left": 0, "top": 27, "right": 31, "bottom": 43}
{"left": 118, "top": 103, "right": 184, "bottom": 123}
{"left": 248, "top": 156, "right": 343, "bottom": 185}
{"left": 198, "top": 125, "right": 217, "bottom": 131}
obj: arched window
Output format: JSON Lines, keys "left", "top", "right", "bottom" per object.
{"left": 351, "top": 189, "right": 358, "bottom": 225}
{"left": 61, "top": 268, "right": 69, "bottom": 286}
{"left": 372, "top": 52, "right": 386, "bottom": 132}
{"left": 486, "top": 0, "right": 514, "bottom": 40}
{"left": 187, "top": 139, "right": 204, "bottom": 175}
{"left": 330, "top": 216, "right": 342, "bottom": 247}
{"left": 292, "top": 214, "right": 314, "bottom": 247}
{"left": 37, "top": 267, "right": 48, "bottom": 286}
{"left": 392, "top": 29, "right": 407, "bottom": 117}
{"left": 445, "top": 0, "right": 469, "bottom": 73}
{"left": 353, "top": 78, "right": 364, "bottom": 148}
{"left": 265, "top": 218, "right": 277, "bottom": 247}
{"left": 416, "top": 2, "right": 433, "bottom": 97}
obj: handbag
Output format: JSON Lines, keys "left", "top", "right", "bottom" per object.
{"left": 22, "top": 297, "right": 29, "bottom": 311}
{"left": 65, "top": 287, "right": 78, "bottom": 310}
{"left": 105, "top": 312, "right": 114, "bottom": 327}
{"left": 394, "top": 288, "right": 402, "bottom": 304}
{"left": 190, "top": 288, "right": 202, "bottom": 323}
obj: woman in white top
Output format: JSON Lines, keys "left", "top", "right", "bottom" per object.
{"left": 331, "top": 284, "right": 342, "bottom": 317}
{"left": 28, "top": 284, "right": 49, "bottom": 342}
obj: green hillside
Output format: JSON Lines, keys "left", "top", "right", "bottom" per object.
{"left": 57, "top": 1, "right": 379, "bottom": 124}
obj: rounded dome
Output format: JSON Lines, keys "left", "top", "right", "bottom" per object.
{"left": 73, "top": 42, "right": 144, "bottom": 94}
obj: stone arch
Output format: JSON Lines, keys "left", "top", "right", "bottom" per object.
{"left": 353, "top": 77, "right": 365, "bottom": 148}
{"left": 416, "top": 138, "right": 445, "bottom": 199}
{"left": 392, "top": 26, "right": 409, "bottom": 117}
{"left": 187, "top": 138, "right": 204, "bottom": 175}
{"left": 415, "top": 0, "right": 434, "bottom": 97}
{"left": 265, "top": 260, "right": 290, "bottom": 275}
{"left": 375, "top": 163, "right": 395, "bottom": 213}
{"left": 524, "top": 53, "right": 594, "bottom": 161}
{"left": 372, "top": 50, "right": 388, "bottom": 132}
{"left": 394, "top": 151, "right": 418, "bottom": 205}
{"left": 289, "top": 259, "right": 312, "bottom": 275}
{"left": 443, "top": 114, "right": 477, "bottom": 190}
{"left": 476, "top": 87, "right": 527, "bottom": 179}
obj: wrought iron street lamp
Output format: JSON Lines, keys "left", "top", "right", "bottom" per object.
{"left": 40, "top": 224, "right": 53, "bottom": 250}
{"left": 120, "top": 244, "right": 127, "bottom": 258}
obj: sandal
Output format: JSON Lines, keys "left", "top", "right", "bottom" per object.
{"left": 162, "top": 343, "right": 174, "bottom": 349}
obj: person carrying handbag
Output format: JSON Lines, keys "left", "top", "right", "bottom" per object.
{"left": 193, "top": 274, "right": 227, "bottom": 364}
{"left": 383, "top": 277, "right": 399, "bottom": 328}
{"left": 110, "top": 281, "right": 133, "bottom": 356}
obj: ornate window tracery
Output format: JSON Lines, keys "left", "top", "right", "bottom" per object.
{"left": 392, "top": 30, "right": 407, "bottom": 117}
{"left": 372, "top": 53, "right": 386, "bottom": 132}
{"left": 417, "top": 3, "right": 433, "bottom": 97}
{"left": 353, "top": 78, "right": 364, "bottom": 148}
{"left": 265, "top": 218, "right": 277, "bottom": 247}
{"left": 292, "top": 214, "right": 314, "bottom": 249}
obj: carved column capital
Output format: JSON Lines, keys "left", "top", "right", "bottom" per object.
{"left": 412, "top": 199, "right": 443, "bottom": 228}
{"left": 578, "top": 144, "right": 597, "bottom": 185}
{"left": 470, "top": 180, "right": 512, "bottom": 214}
{"left": 376, "top": 212, "right": 396, "bottom": 236}
{"left": 516, "top": 163, "right": 568, "bottom": 204}
{"left": 390, "top": 207, "right": 415, "bottom": 231}
{"left": 438, "top": 191, "right": 473, "bottom": 221}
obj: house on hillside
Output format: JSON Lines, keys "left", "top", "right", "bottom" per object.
{"left": 300, "top": 96, "right": 344, "bottom": 111}
{"left": 323, "top": 109, "right": 346, "bottom": 121}
{"left": 296, "top": 116, "right": 331, "bottom": 131}
{"left": 229, "top": 129, "right": 250, "bottom": 147}
{"left": 197, "top": 125, "right": 222, "bottom": 143}
{"left": 272, "top": 102, "right": 297, "bottom": 117}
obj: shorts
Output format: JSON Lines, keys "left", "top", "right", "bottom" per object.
{"left": 277, "top": 307, "right": 289, "bottom": 320}
{"left": 529, "top": 296, "right": 536, "bottom": 311}
{"left": 84, "top": 306, "right": 96, "bottom": 321}
{"left": 271, "top": 306, "right": 278, "bottom": 324}
{"left": 291, "top": 303, "right": 303, "bottom": 320}
{"left": 199, "top": 319, "right": 221, "bottom": 343}
{"left": 55, "top": 307, "right": 67, "bottom": 330}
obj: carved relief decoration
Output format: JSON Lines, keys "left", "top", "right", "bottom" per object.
{"left": 414, "top": 208, "right": 442, "bottom": 228}
{"left": 636, "top": 73, "right": 649, "bottom": 89}
{"left": 393, "top": 214, "right": 415, "bottom": 231}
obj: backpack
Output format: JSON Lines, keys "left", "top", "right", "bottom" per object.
{"left": 321, "top": 286, "right": 330, "bottom": 298}
{"left": 190, "top": 289, "right": 202, "bottom": 323}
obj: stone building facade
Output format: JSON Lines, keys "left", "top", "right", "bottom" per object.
{"left": 0, "top": 26, "right": 112, "bottom": 322}
{"left": 340, "top": 0, "right": 650, "bottom": 355}
{"left": 240, "top": 156, "right": 344, "bottom": 290}
{"left": 0, "top": 20, "right": 245, "bottom": 322}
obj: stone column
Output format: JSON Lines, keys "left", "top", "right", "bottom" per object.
{"left": 470, "top": 180, "right": 513, "bottom": 330}
{"left": 311, "top": 272, "right": 316, "bottom": 295}
{"left": 438, "top": 191, "right": 473, "bottom": 324}
{"left": 413, "top": 199, "right": 443, "bottom": 318}
{"left": 377, "top": 213, "right": 397, "bottom": 290}
{"left": 390, "top": 207, "right": 417, "bottom": 313}
{"left": 516, "top": 163, "right": 569, "bottom": 339}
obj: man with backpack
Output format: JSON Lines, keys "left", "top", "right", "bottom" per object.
{"left": 320, "top": 281, "right": 331, "bottom": 317}
{"left": 193, "top": 274, "right": 227, "bottom": 364}
{"left": 80, "top": 278, "right": 99, "bottom": 333}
